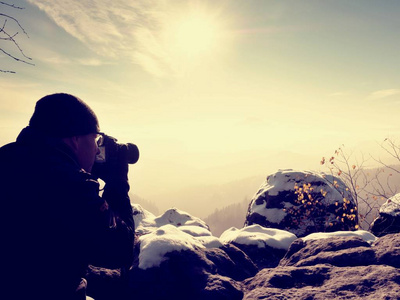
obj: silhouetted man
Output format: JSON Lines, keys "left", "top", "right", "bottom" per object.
{"left": 0, "top": 93, "right": 135, "bottom": 300}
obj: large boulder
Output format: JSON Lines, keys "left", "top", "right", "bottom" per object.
{"left": 371, "top": 193, "right": 400, "bottom": 237}
{"left": 245, "top": 169, "right": 358, "bottom": 237}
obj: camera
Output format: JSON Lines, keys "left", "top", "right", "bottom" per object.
{"left": 95, "top": 133, "right": 139, "bottom": 165}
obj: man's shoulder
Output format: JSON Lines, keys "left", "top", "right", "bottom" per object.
{"left": 0, "top": 141, "right": 33, "bottom": 165}
{"left": 0, "top": 141, "right": 19, "bottom": 155}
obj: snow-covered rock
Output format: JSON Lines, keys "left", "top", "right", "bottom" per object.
{"left": 124, "top": 205, "right": 257, "bottom": 299}
{"left": 219, "top": 225, "right": 297, "bottom": 269}
{"left": 133, "top": 204, "right": 213, "bottom": 240}
{"left": 138, "top": 224, "right": 205, "bottom": 269}
{"left": 371, "top": 193, "right": 400, "bottom": 237}
{"left": 378, "top": 193, "right": 400, "bottom": 216}
{"left": 245, "top": 169, "right": 358, "bottom": 237}
{"left": 132, "top": 203, "right": 157, "bottom": 234}
{"left": 154, "top": 207, "right": 210, "bottom": 229}
{"left": 129, "top": 225, "right": 250, "bottom": 300}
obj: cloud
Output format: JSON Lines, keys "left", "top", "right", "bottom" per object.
{"left": 27, "top": 0, "right": 175, "bottom": 76}
{"left": 369, "top": 89, "right": 400, "bottom": 100}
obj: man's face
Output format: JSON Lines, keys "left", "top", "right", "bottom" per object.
{"left": 75, "top": 133, "right": 100, "bottom": 172}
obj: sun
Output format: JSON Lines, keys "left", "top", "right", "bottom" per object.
{"left": 164, "top": 11, "right": 221, "bottom": 59}
{"left": 174, "top": 15, "right": 216, "bottom": 56}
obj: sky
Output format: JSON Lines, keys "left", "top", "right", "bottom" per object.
{"left": 2, "top": 0, "right": 400, "bottom": 212}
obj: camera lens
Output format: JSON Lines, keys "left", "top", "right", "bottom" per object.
{"left": 121, "top": 143, "right": 139, "bottom": 164}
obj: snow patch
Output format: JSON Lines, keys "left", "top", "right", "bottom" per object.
{"left": 154, "top": 207, "right": 209, "bottom": 229}
{"left": 178, "top": 225, "right": 212, "bottom": 237}
{"left": 194, "top": 236, "right": 224, "bottom": 248}
{"left": 220, "top": 224, "right": 297, "bottom": 250}
{"left": 252, "top": 206, "right": 288, "bottom": 223}
{"left": 302, "top": 230, "right": 378, "bottom": 244}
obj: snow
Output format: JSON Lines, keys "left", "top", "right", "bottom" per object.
{"left": 138, "top": 224, "right": 205, "bottom": 269}
{"left": 302, "top": 230, "right": 378, "bottom": 244}
{"left": 252, "top": 206, "right": 289, "bottom": 223}
{"left": 132, "top": 204, "right": 212, "bottom": 236}
{"left": 220, "top": 224, "right": 297, "bottom": 250}
{"left": 134, "top": 202, "right": 377, "bottom": 273}
{"left": 133, "top": 205, "right": 217, "bottom": 269}
{"left": 154, "top": 207, "right": 209, "bottom": 229}
{"left": 379, "top": 193, "right": 400, "bottom": 216}
{"left": 194, "top": 236, "right": 224, "bottom": 248}
{"left": 178, "top": 225, "right": 212, "bottom": 237}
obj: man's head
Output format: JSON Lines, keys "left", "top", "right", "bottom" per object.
{"left": 29, "top": 93, "right": 101, "bottom": 172}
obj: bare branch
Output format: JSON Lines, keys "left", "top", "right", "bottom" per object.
{"left": 0, "top": 3, "right": 34, "bottom": 72}
{"left": 0, "top": 48, "right": 33, "bottom": 65}
{"left": 0, "top": 25, "right": 32, "bottom": 61}
{"left": 0, "top": 13, "right": 29, "bottom": 37}
{"left": 321, "top": 144, "right": 396, "bottom": 230}
{"left": 0, "top": 1, "right": 24, "bottom": 10}
{"left": 0, "top": 68, "right": 15, "bottom": 73}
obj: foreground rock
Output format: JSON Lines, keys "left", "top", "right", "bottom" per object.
{"left": 86, "top": 205, "right": 400, "bottom": 300}
{"left": 128, "top": 246, "right": 246, "bottom": 300}
{"left": 245, "top": 169, "right": 358, "bottom": 237}
{"left": 279, "top": 231, "right": 377, "bottom": 268}
{"left": 371, "top": 193, "right": 400, "bottom": 237}
{"left": 243, "top": 264, "right": 400, "bottom": 300}
{"left": 244, "top": 232, "right": 400, "bottom": 300}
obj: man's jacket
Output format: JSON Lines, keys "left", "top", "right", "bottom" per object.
{"left": 0, "top": 127, "right": 135, "bottom": 299}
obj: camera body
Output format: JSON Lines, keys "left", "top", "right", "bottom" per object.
{"left": 95, "top": 134, "right": 139, "bottom": 165}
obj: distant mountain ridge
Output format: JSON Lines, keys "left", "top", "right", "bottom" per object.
{"left": 140, "top": 174, "right": 265, "bottom": 218}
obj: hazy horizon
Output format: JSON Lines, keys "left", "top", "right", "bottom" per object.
{"left": 2, "top": 0, "right": 400, "bottom": 214}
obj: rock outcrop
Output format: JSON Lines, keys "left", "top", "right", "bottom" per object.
{"left": 87, "top": 228, "right": 400, "bottom": 300}
{"left": 243, "top": 233, "right": 400, "bottom": 300}
{"left": 245, "top": 169, "right": 358, "bottom": 237}
{"left": 371, "top": 193, "right": 400, "bottom": 237}
{"left": 243, "top": 263, "right": 400, "bottom": 300}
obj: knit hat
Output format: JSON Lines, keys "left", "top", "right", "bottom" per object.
{"left": 29, "top": 93, "right": 100, "bottom": 137}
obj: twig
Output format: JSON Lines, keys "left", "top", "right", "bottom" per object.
{"left": 0, "top": 1, "right": 24, "bottom": 10}
{"left": 0, "top": 13, "right": 29, "bottom": 37}
{"left": 0, "top": 48, "right": 34, "bottom": 65}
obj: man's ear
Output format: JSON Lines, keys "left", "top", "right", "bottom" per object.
{"left": 62, "top": 136, "right": 79, "bottom": 153}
